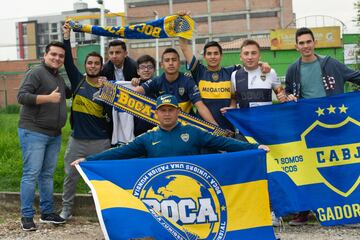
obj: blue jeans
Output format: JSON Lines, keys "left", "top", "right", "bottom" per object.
{"left": 18, "top": 128, "right": 61, "bottom": 218}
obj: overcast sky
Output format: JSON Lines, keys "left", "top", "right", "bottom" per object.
{"left": 0, "top": 0, "right": 358, "bottom": 60}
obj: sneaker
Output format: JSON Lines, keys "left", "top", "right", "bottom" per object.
{"left": 40, "top": 213, "right": 66, "bottom": 224}
{"left": 288, "top": 213, "right": 308, "bottom": 226}
{"left": 271, "top": 211, "right": 282, "bottom": 227}
{"left": 21, "top": 217, "right": 37, "bottom": 231}
{"left": 59, "top": 208, "right": 73, "bottom": 220}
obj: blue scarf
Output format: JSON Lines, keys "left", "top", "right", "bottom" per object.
{"left": 68, "top": 14, "right": 194, "bottom": 40}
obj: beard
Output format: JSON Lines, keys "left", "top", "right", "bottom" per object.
{"left": 86, "top": 71, "right": 101, "bottom": 78}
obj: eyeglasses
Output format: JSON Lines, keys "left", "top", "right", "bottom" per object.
{"left": 139, "top": 65, "right": 154, "bottom": 70}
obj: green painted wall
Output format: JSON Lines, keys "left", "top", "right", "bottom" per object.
{"left": 221, "top": 33, "right": 359, "bottom": 77}
{"left": 222, "top": 48, "right": 344, "bottom": 77}
{"left": 76, "top": 44, "right": 100, "bottom": 73}
{"left": 343, "top": 34, "right": 359, "bottom": 44}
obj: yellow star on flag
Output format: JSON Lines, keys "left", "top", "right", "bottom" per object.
{"left": 339, "top": 104, "right": 348, "bottom": 113}
{"left": 221, "top": 205, "right": 226, "bottom": 211}
{"left": 315, "top": 107, "right": 325, "bottom": 116}
{"left": 327, "top": 105, "right": 336, "bottom": 114}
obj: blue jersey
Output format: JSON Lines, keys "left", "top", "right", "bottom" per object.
{"left": 71, "top": 80, "right": 110, "bottom": 139}
{"left": 188, "top": 56, "right": 239, "bottom": 130}
{"left": 64, "top": 39, "right": 111, "bottom": 140}
{"left": 142, "top": 72, "right": 201, "bottom": 113}
{"left": 86, "top": 122, "right": 258, "bottom": 160}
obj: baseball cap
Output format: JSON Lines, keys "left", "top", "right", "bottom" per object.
{"left": 155, "top": 94, "right": 179, "bottom": 109}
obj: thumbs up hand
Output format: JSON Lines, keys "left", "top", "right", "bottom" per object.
{"left": 48, "top": 86, "right": 61, "bottom": 103}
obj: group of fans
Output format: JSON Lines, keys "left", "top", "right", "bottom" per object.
{"left": 16, "top": 14, "right": 360, "bottom": 232}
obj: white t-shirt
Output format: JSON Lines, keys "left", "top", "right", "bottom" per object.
{"left": 114, "top": 65, "right": 125, "bottom": 81}
{"left": 231, "top": 66, "right": 280, "bottom": 107}
{"left": 112, "top": 80, "right": 135, "bottom": 145}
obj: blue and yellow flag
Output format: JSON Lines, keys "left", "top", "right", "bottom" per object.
{"left": 77, "top": 151, "right": 276, "bottom": 240}
{"left": 225, "top": 92, "right": 360, "bottom": 226}
{"left": 68, "top": 14, "right": 194, "bottom": 40}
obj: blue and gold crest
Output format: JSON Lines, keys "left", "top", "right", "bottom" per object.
{"left": 77, "top": 151, "right": 275, "bottom": 240}
{"left": 133, "top": 162, "right": 227, "bottom": 239}
{"left": 225, "top": 92, "right": 360, "bottom": 226}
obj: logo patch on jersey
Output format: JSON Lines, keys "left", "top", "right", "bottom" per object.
{"left": 212, "top": 73, "right": 219, "bottom": 81}
{"left": 133, "top": 162, "right": 228, "bottom": 239}
{"left": 152, "top": 141, "right": 161, "bottom": 145}
{"left": 260, "top": 74, "right": 266, "bottom": 81}
{"left": 181, "top": 133, "right": 189, "bottom": 142}
{"left": 178, "top": 87, "right": 185, "bottom": 96}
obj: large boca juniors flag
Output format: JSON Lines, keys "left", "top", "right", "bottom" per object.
{"left": 225, "top": 92, "right": 360, "bottom": 226}
{"left": 77, "top": 150, "right": 276, "bottom": 240}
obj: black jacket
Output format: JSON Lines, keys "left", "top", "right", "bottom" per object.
{"left": 101, "top": 57, "right": 138, "bottom": 81}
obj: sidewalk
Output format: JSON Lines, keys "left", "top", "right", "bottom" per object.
{"left": 0, "top": 192, "right": 96, "bottom": 218}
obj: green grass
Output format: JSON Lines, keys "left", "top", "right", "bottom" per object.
{"left": 0, "top": 113, "right": 89, "bottom": 194}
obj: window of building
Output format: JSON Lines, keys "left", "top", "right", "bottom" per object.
{"left": 250, "top": 11, "right": 277, "bottom": 18}
{"left": 39, "top": 48, "right": 45, "bottom": 57}
{"left": 50, "top": 35, "right": 59, "bottom": 41}
{"left": 130, "top": 40, "right": 172, "bottom": 49}
{"left": 75, "top": 32, "right": 85, "bottom": 42}
{"left": 128, "top": 0, "right": 203, "bottom": 8}
{"left": 22, "top": 24, "right": 27, "bottom": 35}
{"left": 39, "top": 35, "right": 49, "bottom": 45}
{"left": 51, "top": 23, "right": 58, "bottom": 33}
{"left": 38, "top": 23, "right": 49, "bottom": 34}
{"left": 212, "top": 14, "right": 246, "bottom": 22}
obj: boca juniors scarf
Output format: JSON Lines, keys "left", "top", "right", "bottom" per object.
{"left": 95, "top": 81, "right": 232, "bottom": 137}
{"left": 68, "top": 14, "right": 194, "bottom": 40}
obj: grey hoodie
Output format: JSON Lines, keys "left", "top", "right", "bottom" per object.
{"left": 17, "top": 63, "right": 69, "bottom": 136}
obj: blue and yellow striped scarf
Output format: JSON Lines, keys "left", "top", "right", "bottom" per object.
{"left": 68, "top": 14, "right": 194, "bottom": 40}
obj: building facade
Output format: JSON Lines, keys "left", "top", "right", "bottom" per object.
{"left": 16, "top": 1, "right": 124, "bottom": 60}
{"left": 124, "top": 0, "right": 294, "bottom": 59}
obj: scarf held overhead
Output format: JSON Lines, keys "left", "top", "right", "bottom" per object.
{"left": 68, "top": 14, "right": 194, "bottom": 40}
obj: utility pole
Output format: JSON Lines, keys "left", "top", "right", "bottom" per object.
{"left": 154, "top": 11, "right": 160, "bottom": 77}
{"left": 97, "top": 0, "right": 105, "bottom": 58}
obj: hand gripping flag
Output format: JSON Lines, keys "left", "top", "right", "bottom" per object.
{"left": 225, "top": 92, "right": 360, "bottom": 226}
{"left": 68, "top": 14, "right": 194, "bottom": 40}
{"left": 76, "top": 150, "right": 276, "bottom": 240}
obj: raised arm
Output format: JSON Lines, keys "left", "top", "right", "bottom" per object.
{"left": 62, "top": 21, "right": 82, "bottom": 89}
{"left": 179, "top": 37, "right": 194, "bottom": 65}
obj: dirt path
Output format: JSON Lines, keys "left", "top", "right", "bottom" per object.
{"left": 1, "top": 212, "right": 359, "bottom": 240}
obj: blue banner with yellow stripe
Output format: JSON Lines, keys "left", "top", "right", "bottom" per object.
{"left": 225, "top": 92, "right": 360, "bottom": 226}
{"left": 68, "top": 14, "right": 194, "bottom": 40}
{"left": 76, "top": 151, "right": 276, "bottom": 240}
